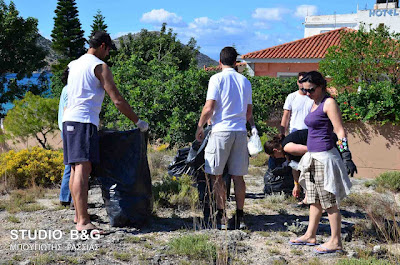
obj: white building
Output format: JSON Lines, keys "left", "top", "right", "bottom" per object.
{"left": 304, "top": 0, "right": 400, "bottom": 37}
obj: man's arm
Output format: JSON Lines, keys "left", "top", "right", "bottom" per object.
{"left": 247, "top": 107, "right": 258, "bottom": 135}
{"left": 280, "top": 109, "right": 291, "bottom": 135}
{"left": 95, "top": 64, "right": 139, "bottom": 124}
{"left": 195, "top": 100, "right": 215, "bottom": 142}
{"left": 246, "top": 104, "right": 253, "bottom": 122}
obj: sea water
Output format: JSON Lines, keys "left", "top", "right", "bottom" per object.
{"left": 2, "top": 72, "right": 52, "bottom": 113}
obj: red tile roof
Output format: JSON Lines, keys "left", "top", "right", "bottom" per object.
{"left": 242, "top": 27, "right": 352, "bottom": 59}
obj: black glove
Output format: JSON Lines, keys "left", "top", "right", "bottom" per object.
{"left": 341, "top": 151, "right": 357, "bottom": 177}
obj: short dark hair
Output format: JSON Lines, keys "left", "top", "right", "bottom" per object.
{"left": 88, "top": 31, "right": 116, "bottom": 50}
{"left": 299, "top": 71, "right": 327, "bottom": 89}
{"left": 298, "top": 72, "right": 307, "bottom": 78}
{"left": 220, "top": 47, "right": 238, "bottom": 66}
{"left": 61, "top": 67, "right": 69, "bottom": 86}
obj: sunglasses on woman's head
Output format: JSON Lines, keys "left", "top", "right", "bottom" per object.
{"left": 301, "top": 87, "right": 316, "bottom": 93}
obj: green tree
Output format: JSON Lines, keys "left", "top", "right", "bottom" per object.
{"left": 0, "top": 0, "right": 48, "bottom": 117}
{"left": 51, "top": 0, "right": 86, "bottom": 60}
{"left": 101, "top": 24, "right": 207, "bottom": 144}
{"left": 117, "top": 23, "right": 198, "bottom": 71}
{"left": 320, "top": 24, "right": 400, "bottom": 89}
{"left": 50, "top": 0, "right": 86, "bottom": 97}
{"left": 3, "top": 92, "right": 59, "bottom": 149}
{"left": 90, "top": 10, "right": 108, "bottom": 37}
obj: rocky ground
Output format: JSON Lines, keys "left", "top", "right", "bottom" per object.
{"left": 0, "top": 153, "right": 399, "bottom": 265}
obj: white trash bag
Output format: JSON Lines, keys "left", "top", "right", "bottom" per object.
{"left": 248, "top": 134, "right": 263, "bottom": 156}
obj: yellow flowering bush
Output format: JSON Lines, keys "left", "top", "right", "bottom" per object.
{"left": 0, "top": 147, "right": 64, "bottom": 188}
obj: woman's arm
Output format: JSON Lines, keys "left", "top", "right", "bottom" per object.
{"left": 324, "top": 98, "right": 346, "bottom": 139}
{"left": 283, "top": 143, "right": 308, "bottom": 156}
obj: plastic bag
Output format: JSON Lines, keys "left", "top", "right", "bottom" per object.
{"left": 91, "top": 129, "right": 152, "bottom": 227}
{"left": 248, "top": 134, "right": 263, "bottom": 155}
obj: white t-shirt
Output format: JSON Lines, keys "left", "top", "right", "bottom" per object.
{"left": 283, "top": 90, "right": 314, "bottom": 133}
{"left": 206, "top": 68, "right": 252, "bottom": 132}
{"left": 63, "top": 54, "right": 105, "bottom": 127}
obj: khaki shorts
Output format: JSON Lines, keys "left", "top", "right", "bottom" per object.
{"left": 302, "top": 158, "right": 336, "bottom": 210}
{"left": 204, "top": 131, "right": 249, "bottom": 176}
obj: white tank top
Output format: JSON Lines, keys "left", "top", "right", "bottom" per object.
{"left": 63, "top": 54, "right": 105, "bottom": 127}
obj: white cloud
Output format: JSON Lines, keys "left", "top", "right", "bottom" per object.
{"left": 252, "top": 8, "right": 290, "bottom": 21}
{"left": 140, "top": 9, "right": 186, "bottom": 27}
{"left": 253, "top": 21, "right": 270, "bottom": 29}
{"left": 184, "top": 16, "right": 248, "bottom": 39}
{"left": 294, "top": 5, "right": 318, "bottom": 18}
{"left": 255, "top": 32, "right": 270, "bottom": 41}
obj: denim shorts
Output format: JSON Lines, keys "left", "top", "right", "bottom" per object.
{"left": 62, "top": 121, "right": 99, "bottom": 165}
{"left": 204, "top": 131, "right": 249, "bottom": 176}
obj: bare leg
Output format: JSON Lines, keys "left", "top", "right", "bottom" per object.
{"left": 291, "top": 203, "right": 322, "bottom": 244}
{"left": 231, "top": 175, "right": 245, "bottom": 210}
{"left": 211, "top": 175, "right": 226, "bottom": 210}
{"left": 315, "top": 205, "right": 342, "bottom": 251}
{"left": 70, "top": 161, "right": 94, "bottom": 230}
{"left": 69, "top": 165, "right": 78, "bottom": 223}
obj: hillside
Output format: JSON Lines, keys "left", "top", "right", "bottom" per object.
{"left": 36, "top": 35, "right": 60, "bottom": 68}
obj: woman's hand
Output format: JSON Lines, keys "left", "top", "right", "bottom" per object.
{"left": 292, "top": 184, "right": 301, "bottom": 198}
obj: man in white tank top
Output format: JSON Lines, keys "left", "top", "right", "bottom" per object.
{"left": 63, "top": 31, "right": 149, "bottom": 233}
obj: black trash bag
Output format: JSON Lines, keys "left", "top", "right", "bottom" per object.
{"left": 91, "top": 129, "right": 152, "bottom": 227}
{"left": 167, "top": 147, "right": 195, "bottom": 177}
{"left": 264, "top": 158, "right": 294, "bottom": 195}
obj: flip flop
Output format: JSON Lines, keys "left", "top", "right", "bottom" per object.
{"left": 289, "top": 238, "right": 318, "bottom": 246}
{"left": 77, "top": 228, "right": 109, "bottom": 236}
{"left": 314, "top": 245, "right": 344, "bottom": 254}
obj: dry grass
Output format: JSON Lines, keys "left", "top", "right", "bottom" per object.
{"left": 249, "top": 152, "right": 268, "bottom": 167}
{"left": 0, "top": 187, "right": 47, "bottom": 213}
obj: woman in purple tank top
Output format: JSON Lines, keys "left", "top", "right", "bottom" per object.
{"left": 288, "top": 71, "right": 353, "bottom": 254}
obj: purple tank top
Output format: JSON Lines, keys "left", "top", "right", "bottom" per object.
{"left": 304, "top": 96, "right": 334, "bottom": 152}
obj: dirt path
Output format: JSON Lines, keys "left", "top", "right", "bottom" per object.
{"left": 0, "top": 162, "right": 399, "bottom": 264}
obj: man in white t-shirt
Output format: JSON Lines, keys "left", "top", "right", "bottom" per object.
{"left": 196, "top": 47, "right": 253, "bottom": 230}
{"left": 63, "top": 31, "right": 149, "bottom": 233}
{"left": 280, "top": 72, "right": 313, "bottom": 205}
{"left": 280, "top": 72, "right": 314, "bottom": 135}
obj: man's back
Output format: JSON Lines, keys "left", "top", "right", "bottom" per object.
{"left": 207, "top": 68, "right": 252, "bottom": 132}
{"left": 63, "top": 54, "right": 105, "bottom": 127}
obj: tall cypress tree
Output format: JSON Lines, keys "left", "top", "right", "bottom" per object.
{"left": 90, "top": 10, "right": 108, "bottom": 37}
{"left": 51, "top": 0, "right": 85, "bottom": 61}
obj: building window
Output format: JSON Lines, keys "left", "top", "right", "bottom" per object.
{"left": 277, "top": 72, "right": 298, "bottom": 78}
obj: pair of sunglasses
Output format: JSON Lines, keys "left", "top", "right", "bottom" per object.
{"left": 301, "top": 87, "right": 316, "bottom": 93}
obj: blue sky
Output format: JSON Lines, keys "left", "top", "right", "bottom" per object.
{"left": 7, "top": 0, "right": 371, "bottom": 60}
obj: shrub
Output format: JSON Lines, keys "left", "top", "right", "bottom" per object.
{"left": 0, "top": 147, "right": 64, "bottom": 188}
{"left": 168, "top": 234, "right": 216, "bottom": 260}
{"left": 335, "top": 82, "right": 400, "bottom": 124}
{"left": 373, "top": 171, "right": 400, "bottom": 192}
{"left": 152, "top": 174, "right": 199, "bottom": 209}
{"left": 102, "top": 24, "right": 297, "bottom": 146}
{"left": 248, "top": 76, "right": 298, "bottom": 133}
